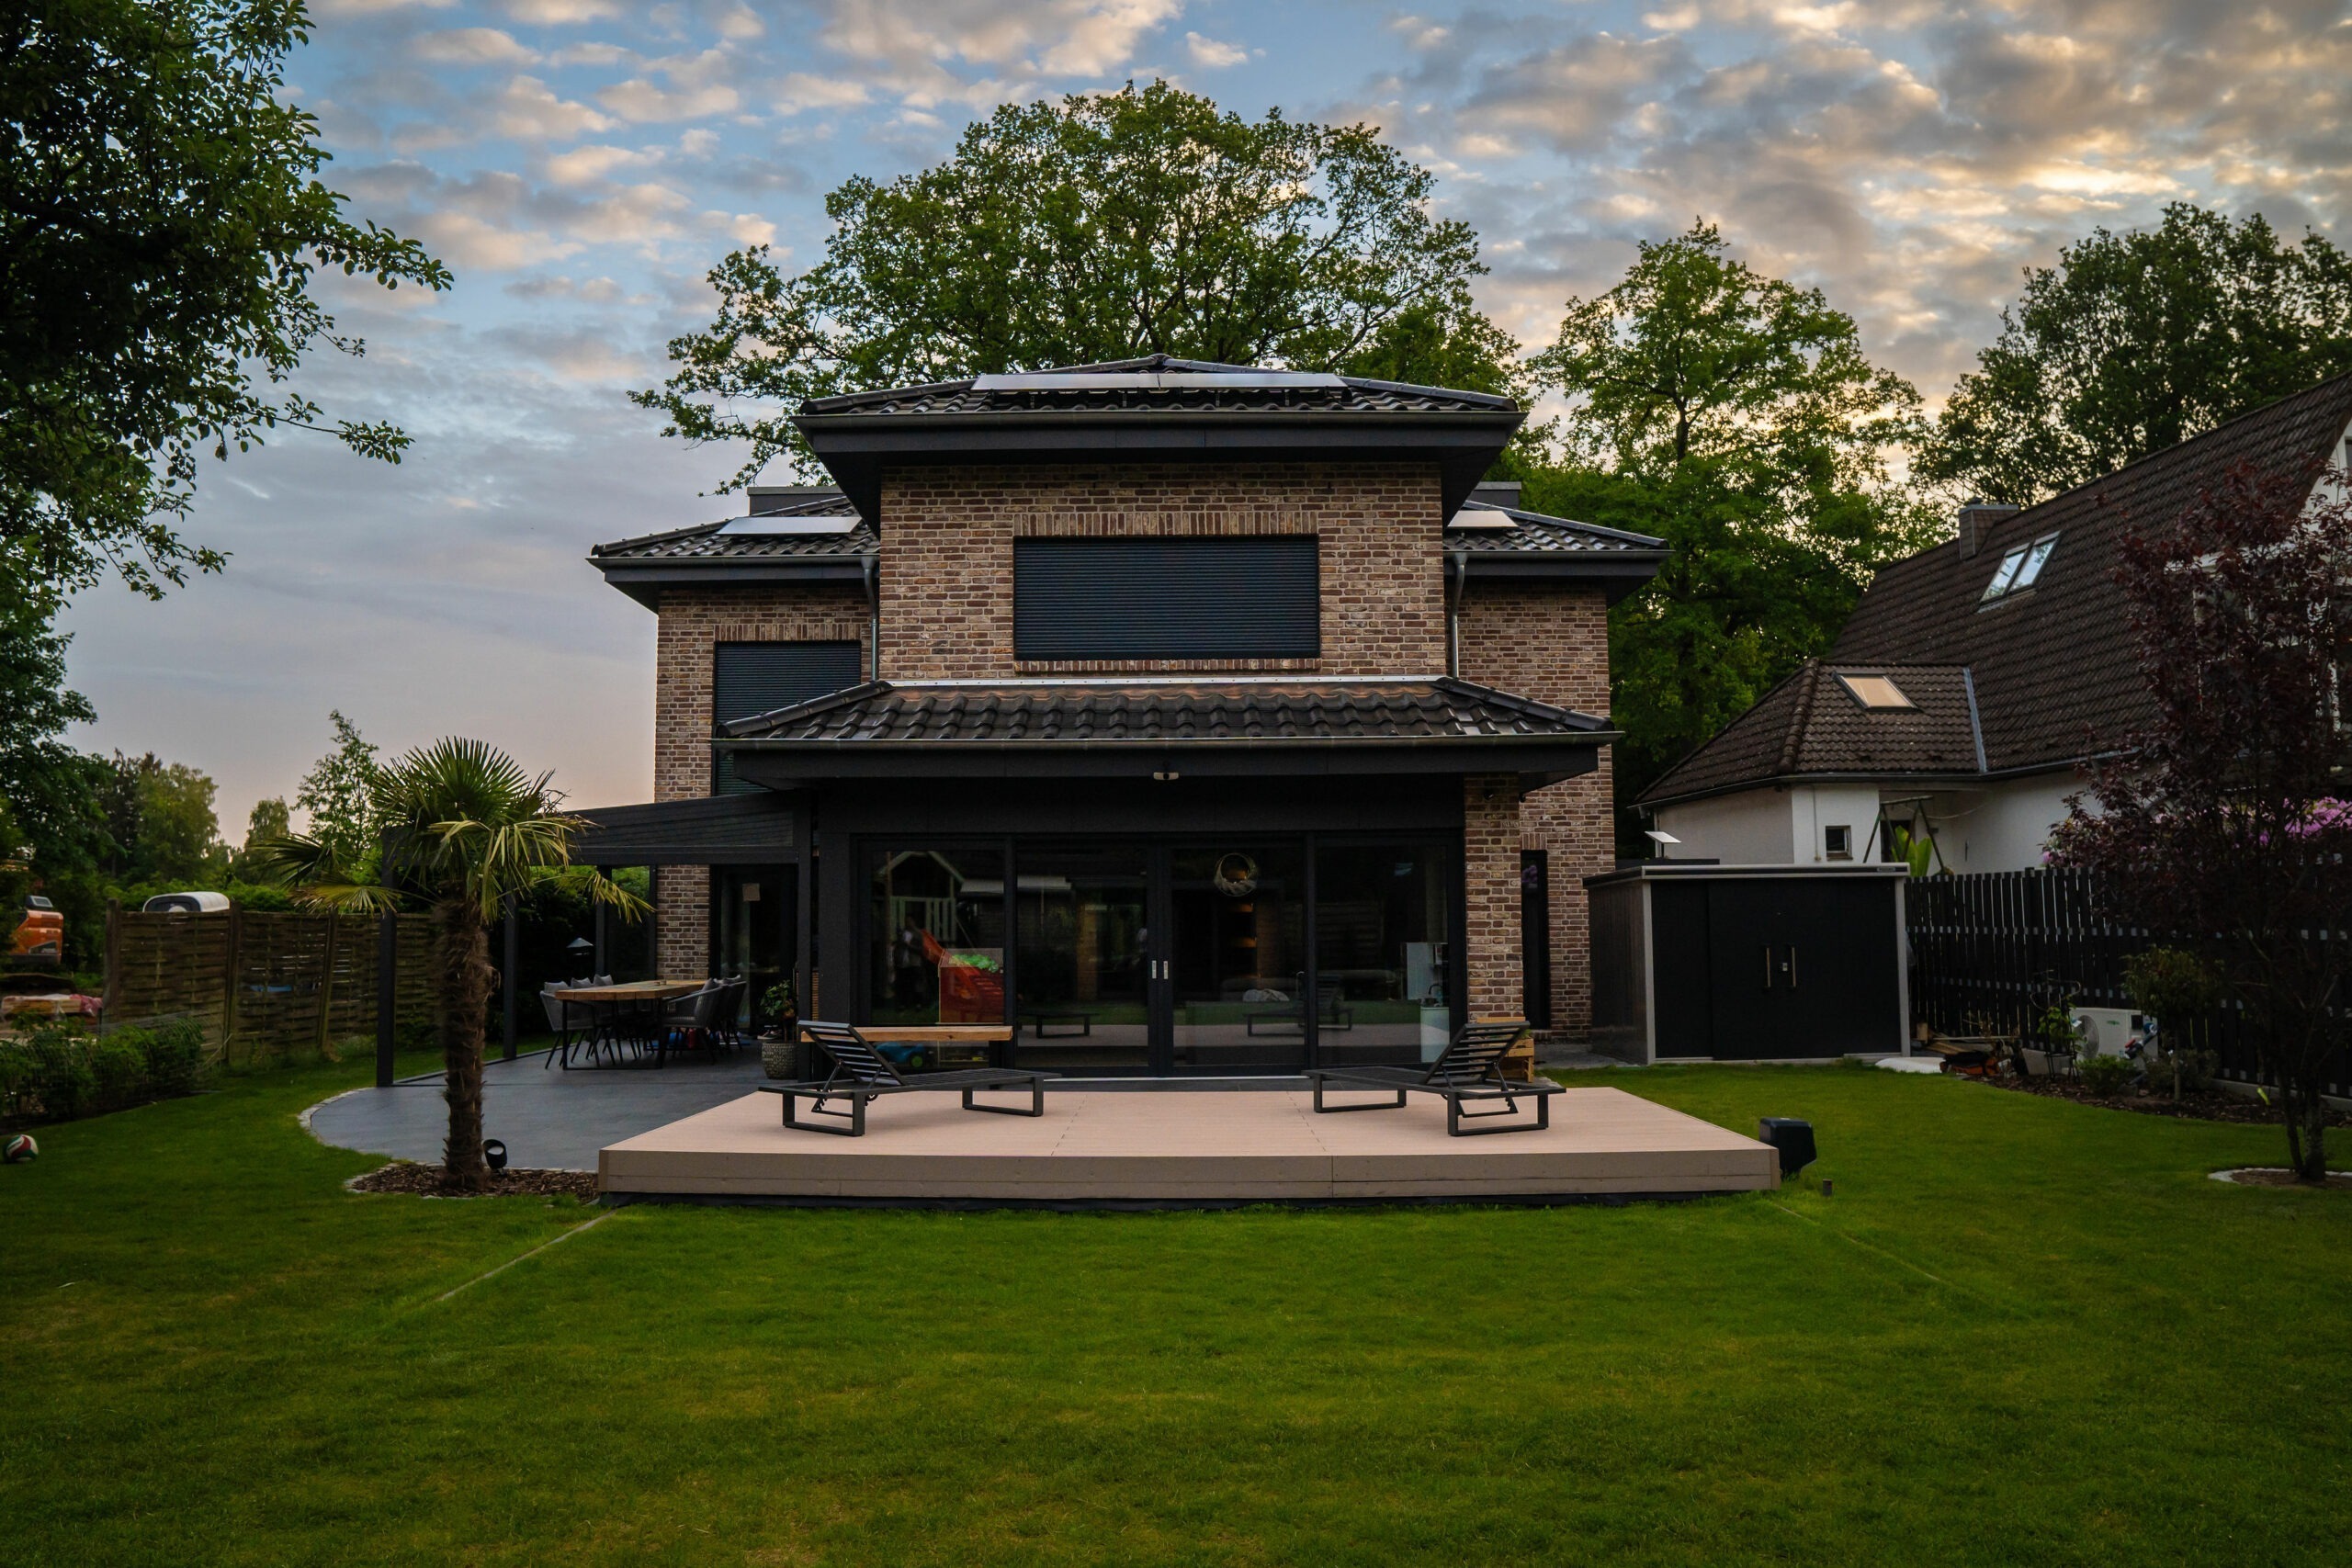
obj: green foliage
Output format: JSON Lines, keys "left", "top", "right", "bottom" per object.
{"left": 637, "top": 81, "right": 1496, "bottom": 486}
{"left": 1525, "top": 223, "right": 1940, "bottom": 815}
{"left": 290, "top": 711, "right": 378, "bottom": 878}
{"left": 1920, "top": 204, "right": 2352, "bottom": 506}
{"left": 0, "top": 1017, "right": 209, "bottom": 1121}
{"left": 95, "top": 751, "right": 224, "bottom": 886}
{"left": 0, "top": 0, "right": 451, "bottom": 601}
{"left": 2076, "top": 1050, "right": 2136, "bottom": 1097}
{"left": 2123, "top": 945, "right": 2222, "bottom": 1021}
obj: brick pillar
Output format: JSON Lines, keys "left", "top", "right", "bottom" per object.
{"left": 1523, "top": 759, "right": 1614, "bottom": 1041}
{"left": 1463, "top": 773, "right": 1524, "bottom": 1019}
{"left": 656, "top": 865, "right": 709, "bottom": 978}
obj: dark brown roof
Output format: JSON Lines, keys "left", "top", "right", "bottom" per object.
{"left": 724, "top": 677, "right": 1607, "bottom": 745}
{"left": 1641, "top": 662, "right": 1983, "bottom": 803}
{"left": 800, "top": 355, "right": 1516, "bottom": 419}
{"left": 594, "top": 491, "right": 1660, "bottom": 568}
{"left": 591, "top": 491, "right": 871, "bottom": 560}
{"left": 1641, "top": 370, "right": 2352, "bottom": 803}
{"left": 1446, "top": 500, "right": 1665, "bottom": 555}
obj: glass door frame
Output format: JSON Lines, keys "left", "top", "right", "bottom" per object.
{"left": 847, "top": 829, "right": 1465, "bottom": 1076}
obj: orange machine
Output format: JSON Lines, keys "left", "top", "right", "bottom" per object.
{"left": 8, "top": 897, "right": 62, "bottom": 967}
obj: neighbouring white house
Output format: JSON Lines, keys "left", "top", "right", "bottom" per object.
{"left": 1638, "top": 371, "right": 2352, "bottom": 874}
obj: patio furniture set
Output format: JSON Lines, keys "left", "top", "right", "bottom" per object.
{"left": 540, "top": 977, "right": 750, "bottom": 1069}
{"left": 759, "top": 1017, "right": 1554, "bottom": 1138}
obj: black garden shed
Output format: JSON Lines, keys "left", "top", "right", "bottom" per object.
{"left": 1586, "top": 863, "right": 1911, "bottom": 1064}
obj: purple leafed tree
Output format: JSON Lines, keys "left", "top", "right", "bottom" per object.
{"left": 2052, "top": 460, "right": 2352, "bottom": 1181}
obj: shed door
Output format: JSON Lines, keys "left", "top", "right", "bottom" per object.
{"left": 1704, "top": 877, "right": 1895, "bottom": 1058}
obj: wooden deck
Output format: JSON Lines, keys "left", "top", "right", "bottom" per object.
{"left": 598, "top": 1086, "right": 1780, "bottom": 1204}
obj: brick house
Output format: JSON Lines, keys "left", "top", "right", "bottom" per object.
{"left": 584, "top": 357, "right": 1663, "bottom": 1072}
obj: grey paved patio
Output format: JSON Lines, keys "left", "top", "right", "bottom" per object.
{"left": 305, "top": 1043, "right": 1634, "bottom": 1173}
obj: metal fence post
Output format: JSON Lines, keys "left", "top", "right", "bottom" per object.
{"left": 376, "top": 910, "right": 398, "bottom": 1088}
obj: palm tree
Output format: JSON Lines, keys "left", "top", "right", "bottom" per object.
{"left": 261, "top": 739, "right": 643, "bottom": 1190}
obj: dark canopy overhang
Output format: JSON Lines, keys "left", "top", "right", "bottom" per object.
{"left": 718, "top": 676, "right": 1616, "bottom": 792}
{"left": 569, "top": 791, "right": 803, "bottom": 866}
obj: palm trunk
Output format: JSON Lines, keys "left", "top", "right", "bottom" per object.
{"left": 441, "top": 903, "right": 495, "bottom": 1190}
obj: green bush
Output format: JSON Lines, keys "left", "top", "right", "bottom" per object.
{"left": 0, "top": 1018, "right": 210, "bottom": 1122}
{"left": 2077, "top": 1051, "right": 2136, "bottom": 1097}
{"left": 134, "top": 1018, "right": 209, "bottom": 1097}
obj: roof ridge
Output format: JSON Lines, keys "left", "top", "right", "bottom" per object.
{"left": 1777, "top": 660, "right": 1823, "bottom": 776}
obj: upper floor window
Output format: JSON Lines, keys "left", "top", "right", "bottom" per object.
{"left": 1836, "top": 673, "right": 1913, "bottom": 709}
{"left": 1012, "top": 536, "right": 1319, "bottom": 661}
{"left": 713, "top": 640, "right": 862, "bottom": 793}
{"left": 1981, "top": 530, "right": 2060, "bottom": 604}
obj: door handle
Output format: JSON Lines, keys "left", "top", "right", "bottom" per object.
{"left": 1786, "top": 946, "right": 1797, "bottom": 988}
{"left": 1763, "top": 946, "right": 1773, "bottom": 990}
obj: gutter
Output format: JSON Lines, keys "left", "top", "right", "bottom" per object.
{"left": 1445, "top": 549, "right": 1468, "bottom": 678}
{"left": 864, "top": 554, "right": 880, "bottom": 682}
{"left": 1961, "top": 667, "right": 1988, "bottom": 774}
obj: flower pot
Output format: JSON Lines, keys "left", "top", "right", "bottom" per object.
{"left": 761, "top": 1040, "right": 799, "bottom": 1080}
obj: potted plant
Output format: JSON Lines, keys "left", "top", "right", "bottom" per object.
{"left": 758, "top": 980, "right": 799, "bottom": 1080}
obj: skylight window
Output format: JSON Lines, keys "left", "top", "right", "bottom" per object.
{"left": 1837, "top": 674, "right": 1914, "bottom": 709}
{"left": 1981, "top": 530, "right": 2060, "bottom": 603}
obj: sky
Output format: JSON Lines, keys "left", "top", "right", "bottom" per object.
{"left": 54, "top": 0, "right": 2352, "bottom": 837}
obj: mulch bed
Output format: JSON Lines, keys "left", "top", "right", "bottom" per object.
{"left": 348, "top": 1162, "right": 600, "bottom": 1199}
{"left": 1984, "top": 1075, "right": 2350, "bottom": 1127}
{"left": 2213, "top": 1168, "right": 2352, "bottom": 1190}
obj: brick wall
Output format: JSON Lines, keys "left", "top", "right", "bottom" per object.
{"left": 650, "top": 582, "right": 869, "bottom": 976}
{"left": 877, "top": 462, "right": 1446, "bottom": 678}
{"left": 1458, "top": 583, "right": 1617, "bottom": 1040}
{"left": 1462, "top": 773, "right": 1525, "bottom": 1020}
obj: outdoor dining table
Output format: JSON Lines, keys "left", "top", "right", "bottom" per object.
{"left": 551, "top": 979, "right": 706, "bottom": 1066}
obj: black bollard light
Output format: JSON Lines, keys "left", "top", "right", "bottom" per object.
{"left": 482, "top": 1138, "right": 509, "bottom": 1173}
{"left": 565, "top": 937, "right": 594, "bottom": 982}
{"left": 1756, "top": 1117, "right": 1817, "bottom": 1179}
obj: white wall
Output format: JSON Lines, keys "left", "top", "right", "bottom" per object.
{"left": 1658, "top": 773, "right": 2080, "bottom": 870}
{"left": 1930, "top": 775, "right": 2080, "bottom": 872}
{"left": 1654, "top": 789, "right": 1796, "bottom": 863}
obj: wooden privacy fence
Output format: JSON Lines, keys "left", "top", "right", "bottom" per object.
{"left": 1905, "top": 868, "right": 2351, "bottom": 1098}
{"left": 104, "top": 907, "right": 440, "bottom": 1066}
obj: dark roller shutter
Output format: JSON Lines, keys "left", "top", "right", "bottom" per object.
{"left": 1014, "top": 536, "right": 1319, "bottom": 660}
{"left": 712, "top": 641, "right": 862, "bottom": 794}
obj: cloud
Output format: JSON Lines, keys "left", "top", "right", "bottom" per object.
{"left": 820, "top": 0, "right": 1182, "bottom": 78}
{"left": 498, "top": 0, "right": 620, "bottom": 22}
{"left": 411, "top": 209, "right": 582, "bottom": 270}
{"left": 599, "top": 77, "right": 742, "bottom": 121}
{"left": 491, "top": 74, "right": 616, "bottom": 139}
{"left": 544, "top": 142, "right": 651, "bottom": 185}
{"left": 413, "top": 28, "right": 539, "bottom": 66}
{"left": 1185, "top": 31, "right": 1249, "bottom": 69}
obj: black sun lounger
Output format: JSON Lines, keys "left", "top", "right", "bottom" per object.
{"left": 757, "top": 1021, "right": 1057, "bottom": 1137}
{"left": 1306, "top": 1020, "right": 1559, "bottom": 1136}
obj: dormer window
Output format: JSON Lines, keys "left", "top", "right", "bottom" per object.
{"left": 1837, "top": 673, "right": 1914, "bottom": 709}
{"left": 1982, "top": 530, "right": 2060, "bottom": 603}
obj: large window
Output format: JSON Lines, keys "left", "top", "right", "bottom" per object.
{"left": 1315, "top": 841, "right": 1452, "bottom": 1066}
{"left": 1012, "top": 536, "right": 1319, "bottom": 660}
{"left": 713, "top": 641, "right": 862, "bottom": 794}
{"left": 865, "top": 845, "right": 1007, "bottom": 1029}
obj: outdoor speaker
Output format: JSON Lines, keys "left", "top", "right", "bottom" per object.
{"left": 1756, "top": 1118, "right": 1817, "bottom": 1178}
{"left": 482, "top": 1138, "right": 508, "bottom": 1173}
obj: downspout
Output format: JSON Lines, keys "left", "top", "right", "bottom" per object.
{"left": 864, "top": 554, "right": 880, "bottom": 682}
{"left": 1445, "top": 550, "right": 1468, "bottom": 679}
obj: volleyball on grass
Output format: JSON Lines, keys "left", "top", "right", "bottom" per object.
{"left": 4, "top": 1133, "right": 36, "bottom": 1164}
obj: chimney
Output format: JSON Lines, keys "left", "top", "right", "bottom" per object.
{"left": 1955, "top": 501, "right": 2018, "bottom": 558}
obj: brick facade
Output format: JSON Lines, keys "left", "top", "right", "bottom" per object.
{"left": 650, "top": 583, "right": 870, "bottom": 976}
{"left": 637, "top": 470, "right": 1624, "bottom": 1032}
{"left": 1457, "top": 583, "right": 1617, "bottom": 1040}
{"left": 877, "top": 462, "right": 1446, "bottom": 679}
{"left": 1461, "top": 773, "right": 1525, "bottom": 1020}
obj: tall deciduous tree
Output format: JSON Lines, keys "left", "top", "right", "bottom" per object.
{"left": 263, "top": 739, "right": 642, "bottom": 1189}
{"left": 1921, "top": 205, "right": 2352, "bottom": 507}
{"left": 2051, "top": 462, "right": 2352, "bottom": 1182}
{"left": 1529, "top": 221, "right": 1937, "bottom": 811}
{"left": 637, "top": 81, "right": 1500, "bottom": 486}
{"left": 293, "top": 711, "right": 379, "bottom": 877}
{"left": 0, "top": 554, "right": 108, "bottom": 953}
{"left": 1, "top": 0, "right": 449, "bottom": 599}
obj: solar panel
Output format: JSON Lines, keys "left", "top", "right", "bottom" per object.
{"left": 970, "top": 370, "right": 1346, "bottom": 391}
{"left": 716, "top": 513, "right": 859, "bottom": 536}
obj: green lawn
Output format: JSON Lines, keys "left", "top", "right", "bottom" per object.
{"left": 3, "top": 1059, "right": 2347, "bottom": 1566}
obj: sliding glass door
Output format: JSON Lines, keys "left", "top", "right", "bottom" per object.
{"left": 1011, "top": 845, "right": 1153, "bottom": 1071}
